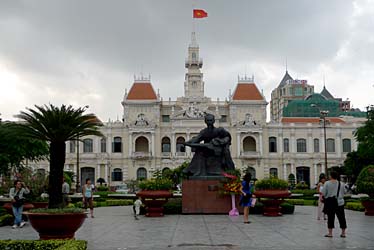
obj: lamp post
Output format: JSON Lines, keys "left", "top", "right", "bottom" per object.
{"left": 311, "top": 104, "right": 329, "bottom": 177}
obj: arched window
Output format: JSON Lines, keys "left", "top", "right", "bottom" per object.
{"left": 296, "top": 166, "right": 310, "bottom": 186}
{"left": 161, "top": 137, "right": 171, "bottom": 152}
{"left": 112, "top": 168, "right": 123, "bottom": 182}
{"left": 314, "top": 138, "right": 319, "bottom": 153}
{"left": 83, "top": 139, "right": 93, "bottom": 153}
{"left": 342, "top": 139, "right": 351, "bottom": 153}
{"left": 69, "top": 141, "right": 75, "bottom": 153}
{"left": 176, "top": 137, "right": 185, "bottom": 152}
{"left": 270, "top": 168, "right": 278, "bottom": 178}
{"left": 113, "top": 137, "right": 122, "bottom": 153}
{"left": 162, "top": 167, "right": 171, "bottom": 177}
{"left": 297, "top": 138, "right": 307, "bottom": 152}
{"left": 245, "top": 166, "right": 256, "bottom": 179}
{"left": 137, "top": 167, "right": 147, "bottom": 180}
{"left": 283, "top": 138, "right": 289, "bottom": 152}
{"left": 100, "top": 138, "right": 106, "bottom": 153}
{"left": 327, "top": 138, "right": 335, "bottom": 152}
{"left": 243, "top": 136, "right": 256, "bottom": 152}
{"left": 269, "top": 137, "right": 277, "bottom": 153}
{"left": 135, "top": 136, "right": 149, "bottom": 152}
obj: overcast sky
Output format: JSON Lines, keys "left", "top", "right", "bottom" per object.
{"left": 0, "top": 0, "right": 373, "bottom": 122}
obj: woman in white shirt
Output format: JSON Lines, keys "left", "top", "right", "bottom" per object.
{"left": 317, "top": 176, "right": 327, "bottom": 220}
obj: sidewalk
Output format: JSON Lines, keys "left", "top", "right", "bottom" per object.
{"left": 0, "top": 206, "right": 373, "bottom": 250}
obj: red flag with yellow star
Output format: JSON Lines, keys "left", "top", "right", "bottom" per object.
{"left": 193, "top": 9, "right": 208, "bottom": 18}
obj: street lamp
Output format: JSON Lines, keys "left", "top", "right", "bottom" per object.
{"left": 311, "top": 104, "right": 329, "bottom": 177}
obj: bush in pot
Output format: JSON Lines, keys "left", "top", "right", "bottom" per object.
{"left": 356, "top": 165, "right": 374, "bottom": 215}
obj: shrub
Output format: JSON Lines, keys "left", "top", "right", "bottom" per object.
{"left": 97, "top": 186, "right": 109, "bottom": 192}
{"left": 164, "top": 198, "right": 182, "bottom": 214}
{"left": 295, "top": 182, "right": 309, "bottom": 190}
{"left": 251, "top": 201, "right": 264, "bottom": 214}
{"left": 0, "top": 214, "right": 13, "bottom": 227}
{"left": 292, "top": 189, "right": 317, "bottom": 197}
{"left": 356, "top": 165, "right": 374, "bottom": 198}
{"left": 345, "top": 202, "right": 365, "bottom": 212}
{"left": 138, "top": 178, "right": 173, "bottom": 191}
{"left": 0, "top": 240, "right": 87, "bottom": 250}
{"left": 255, "top": 177, "right": 288, "bottom": 190}
{"left": 280, "top": 202, "right": 295, "bottom": 214}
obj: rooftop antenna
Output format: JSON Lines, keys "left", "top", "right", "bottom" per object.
{"left": 286, "top": 57, "right": 288, "bottom": 72}
{"left": 323, "top": 74, "right": 326, "bottom": 88}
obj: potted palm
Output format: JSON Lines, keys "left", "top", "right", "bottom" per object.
{"left": 356, "top": 165, "right": 374, "bottom": 216}
{"left": 254, "top": 177, "right": 290, "bottom": 216}
{"left": 16, "top": 104, "right": 103, "bottom": 239}
{"left": 137, "top": 176, "right": 173, "bottom": 217}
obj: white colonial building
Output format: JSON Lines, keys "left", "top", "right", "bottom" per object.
{"left": 31, "top": 32, "right": 364, "bottom": 188}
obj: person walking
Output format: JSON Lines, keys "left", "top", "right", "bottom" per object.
{"left": 239, "top": 173, "right": 254, "bottom": 224}
{"left": 62, "top": 177, "right": 70, "bottom": 207}
{"left": 9, "top": 180, "right": 30, "bottom": 229}
{"left": 322, "top": 171, "right": 347, "bottom": 238}
{"left": 317, "top": 175, "right": 327, "bottom": 220}
{"left": 82, "top": 178, "right": 94, "bottom": 218}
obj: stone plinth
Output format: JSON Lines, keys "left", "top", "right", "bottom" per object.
{"left": 182, "top": 179, "right": 242, "bottom": 214}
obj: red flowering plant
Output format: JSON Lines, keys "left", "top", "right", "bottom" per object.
{"left": 219, "top": 169, "right": 242, "bottom": 195}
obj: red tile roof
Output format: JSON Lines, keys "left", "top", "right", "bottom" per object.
{"left": 232, "top": 83, "right": 264, "bottom": 100}
{"left": 281, "top": 117, "right": 345, "bottom": 124}
{"left": 126, "top": 82, "right": 157, "bottom": 100}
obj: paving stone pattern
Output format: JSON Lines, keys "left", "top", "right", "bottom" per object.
{"left": 0, "top": 206, "right": 373, "bottom": 250}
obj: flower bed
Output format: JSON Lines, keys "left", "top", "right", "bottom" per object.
{"left": 0, "top": 240, "right": 86, "bottom": 250}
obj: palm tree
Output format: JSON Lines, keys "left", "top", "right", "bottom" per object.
{"left": 16, "top": 104, "right": 103, "bottom": 208}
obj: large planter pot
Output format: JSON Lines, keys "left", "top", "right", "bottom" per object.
{"left": 254, "top": 190, "right": 290, "bottom": 216}
{"left": 31, "top": 202, "right": 49, "bottom": 209}
{"left": 3, "top": 203, "right": 35, "bottom": 215}
{"left": 137, "top": 190, "right": 173, "bottom": 217}
{"left": 361, "top": 200, "right": 374, "bottom": 216}
{"left": 23, "top": 212, "right": 86, "bottom": 240}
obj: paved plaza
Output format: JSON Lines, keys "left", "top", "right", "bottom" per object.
{"left": 0, "top": 206, "right": 373, "bottom": 250}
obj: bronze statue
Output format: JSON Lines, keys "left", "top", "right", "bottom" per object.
{"left": 183, "top": 114, "right": 235, "bottom": 176}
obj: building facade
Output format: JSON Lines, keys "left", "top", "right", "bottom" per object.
{"left": 31, "top": 33, "right": 364, "bottom": 188}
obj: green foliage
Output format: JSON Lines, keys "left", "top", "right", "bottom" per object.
{"left": 0, "top": 214, "right": 13, "bottom": 226}
{"left": 15, "top": 104, "right": 103, "bottom": 209}
{"left": 292, "top": 189, "right": 318, "bottom": 197}
{"left": 0, "top": 122, "right": 48, "bottom": 175}
{"left": 138, "top": 178, "right": 173, "bottom": 191}
{"left": 97, "top": 186, "right": 109, "bottom": 191}
{"left": 164, "top": 198, "right": 182, "bottom": 214}
{"left": 0, "top": 240, "right": 86, "bottom": 250}
{"left": 280, "top": 202, "right": 295, "bottom": 214}
{"left": 74, "top": 199, "right": 133, "bottom": 208}
{"left": 345, "top": 202, "right": 365, "bottom": 212}
{"left": 284, "top": 199, "right": 316, "bottom": 206}
{"left": 344, "top": 107, "right": 374, "bottom": 181}
{"left": 295, "top": 182, "right": 309, "bottom": 190}
{"left": 255, "top": 177, "right": 289, "bottom": 190}
{"left": 29, "top": 208, "right": 85, "bottom": 214}
{"left": 356, "top": 165, "right": 374, "bottom": 198}
{"left": 93, "top": 191, "right": 116, "bottom": 197}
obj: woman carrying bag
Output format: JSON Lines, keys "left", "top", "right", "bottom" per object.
{"left": 322, "top": 171, "right": 347, "bottom": 238}
{"left": 9, "top": 180, "right": 30, "bottom": 229}
{"left": 239, "top": 173, "right": 254, "bottom": 224}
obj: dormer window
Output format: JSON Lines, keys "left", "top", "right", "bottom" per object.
{"left": 192, "top": 52, "right": 196, "bottom": 60}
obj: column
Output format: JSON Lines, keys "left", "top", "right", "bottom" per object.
{"left": 259, "top": 133, "right": 263, "bottom": 155}
{"left": 128, "top": 133, "right": 132, "bottom": 157}
{"left": 186, "top": 133, "right": 191, "bottom": 155}
{"left": 320, "top": 164, "right": 324, "bottom": 175}
{"left": 97, "top": 164, "right": 100, "bottom": 180}
{"left": 283, "top": 164, "right": 287, "bottom": 180}
{"left": 151, "top": 132, "right": 155, "bottom": 157}
{"left": 105, "top": 164, "right": 108, "bottom": 183}
{"left": 314, "top": 164, "right": 318, "bottom": 185}
{"left": 336, "top": 130, "right": 342, "bottom": 158}
{"left": 237, "top": 133, "right": 241, "bottom": 157}
{"left": 171, "top": 134, "right": 176, "bottom": 156}
{"left": 291, "top": 163, "right": 295, "bottom": 175}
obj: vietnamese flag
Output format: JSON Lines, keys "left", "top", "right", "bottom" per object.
{"left": 193, "top": 9, "right": 208, "bottom": 18}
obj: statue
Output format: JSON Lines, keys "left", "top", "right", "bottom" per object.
{"left": 183, "top": 114, "right": 235, "bottom": 176}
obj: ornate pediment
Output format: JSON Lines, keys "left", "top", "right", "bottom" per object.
{"left": 234, "top": 113, "right": 258, "bottom": 127}
{"left": 172, "top": 103, "right": 208, "bottom": 120}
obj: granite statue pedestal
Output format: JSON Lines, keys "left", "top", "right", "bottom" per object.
{"left": 182, "top": 178, "right": 243, "bottom": 214}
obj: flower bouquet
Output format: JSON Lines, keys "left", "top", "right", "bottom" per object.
{"left": 220, "top": 170, "right": 241, "bottom": 216}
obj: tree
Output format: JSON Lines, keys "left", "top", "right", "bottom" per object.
{"left": 344, "top": 106, "right": 374, "bottom": 182}
{"left": 0, "top": 122, "right": 48, "bottom": 175}
{"left": 16, "top": 104, "right": 103, "bottom": 208}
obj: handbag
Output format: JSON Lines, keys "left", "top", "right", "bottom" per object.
{"left": 323, "top": 181, "right": 340, "bottom": 213}
{"left": 12, "top": 190, "right": 24, "bottom": 208}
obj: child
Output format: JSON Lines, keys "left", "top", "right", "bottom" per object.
{"left": 133, "top": 198, "right": 142, "bottom": 220}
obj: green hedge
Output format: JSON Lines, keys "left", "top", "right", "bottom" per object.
{"left": 0, "top": 214, "right": 14, "bottom": 227}
{"left": 291, "top": 189, "right": 317, "bottom": 197}
{"left": 345, "top": 202, "right": 365, "bottom": 212}
{"left": 284, "top": 199, "right": 317, "bottom": 206}
{"left": 0, "top": 240, "right": 86, "bottom": 250}
{"left": 164, "top": 198, "right": 182, "bottom": 214}
{"left": 75, "top": 199, "right": 133, "bottom": 208}
{"left": 280, "top": 202, "right": 295, "bottom": 214}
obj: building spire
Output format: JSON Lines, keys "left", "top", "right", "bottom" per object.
{"left": 190, "top": 31, "right": 198, "bottom": 47}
